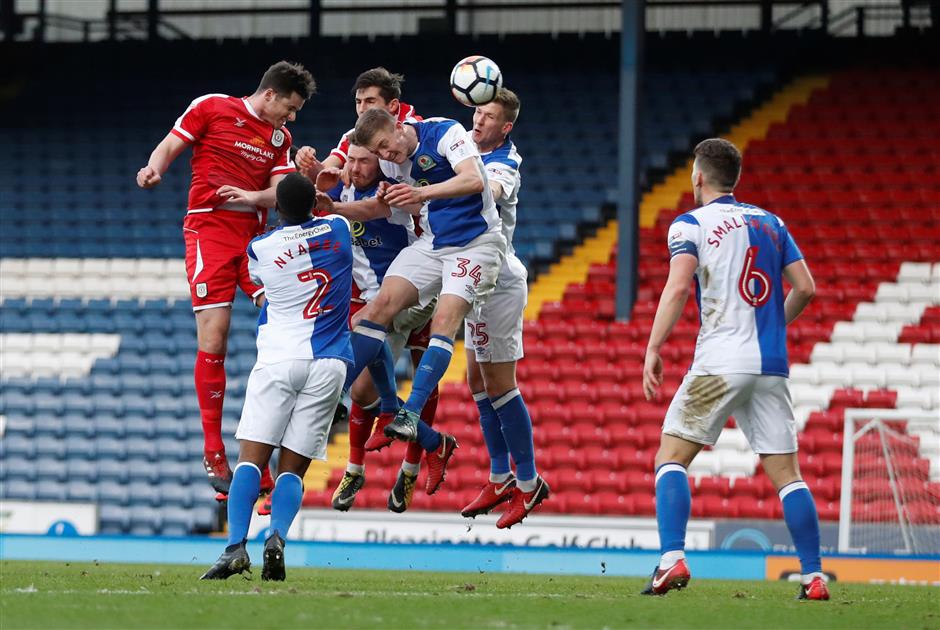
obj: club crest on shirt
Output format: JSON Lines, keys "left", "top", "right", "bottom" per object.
{"left": 196, "top": 283, "right": 208, "bottom": 298}
{"left": 271, "top": 129, "right": 285, "bottom": 148}
{"left": 416, "top": 155, "right": 436, "bottom": 171}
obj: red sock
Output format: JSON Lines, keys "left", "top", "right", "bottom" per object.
{"left": 405, "top": 385, "right": 439, "bottom": 465}
{"left": 195, "top": 350, "right": 226, "bottom": 453}
{"left": 348, "top": 402, "right": 378, "bottom": 466}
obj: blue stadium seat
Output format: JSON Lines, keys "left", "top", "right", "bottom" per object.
{"left": 1, "top": 455, "right": 35, "bottom": 484}
{"left": 98, "top": 481, "right": 130, "bottom": 507}
{"left": 36, "top": 480, "right": 67, "bottom": 502}
{"left": 99, "top": 504, "right": 130, "bottom": 534}
{"left": 2, "top": 434, "right": 36, "bottom": 459}
{"left": 66, "top": 437, "right": 96, "bottom": 460}
{"left": 96, "top": 460, "right": 126, "bottom": 483}
{"left": 67, "top": 480, "right": 97, "bottom": 502}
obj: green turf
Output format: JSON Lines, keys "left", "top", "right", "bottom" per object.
{"left": 1, "top": 561, "right": 937, "bottom": 629}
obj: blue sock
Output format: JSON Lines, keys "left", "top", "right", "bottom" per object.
{"left": 404, "top": 335, "right": 453, "bottom": 414}
{"left": 226, "top": 462, "right": 261, "bottom": 547}
{"left": 269, "top": 472, "right": 303, "bottom": 541}
{"left": 368, "top": 342, "right": 399, "bottom": 414}
{"left": 655, "top": 463, "right": 691, "bottom": 557}
{"left": 780, "top": 481, "right": 823, "bottom": 575}
{"left": 474, "top": 392, "right": 510, "bottom": 475}
{"left": 416, "top": 419, "right": 442, "bottom": 452}
{"left": 345, "top": 320, "right": 388, "bottom": 390}
{"left": 491, "top": 389, "right": 535, "bottom": 481}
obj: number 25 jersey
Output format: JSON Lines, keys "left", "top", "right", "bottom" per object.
{"left": 247, "top": 215, "right": 354, "bottom": 365}
{"left": 667, "top": 195, "right": 803, "bottom": 377}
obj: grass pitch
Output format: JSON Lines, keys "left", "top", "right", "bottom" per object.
{"left": 1, "top": 561, "right": 937, "bottom": 629}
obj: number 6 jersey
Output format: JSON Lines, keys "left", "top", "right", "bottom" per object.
{"left": 247, "top": 215, "right": 354, "bottom": 365}
{"left": 666, "top": 195, "right": 804, "bottom": 377}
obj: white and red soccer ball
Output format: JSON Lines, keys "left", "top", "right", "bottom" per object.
{"left": 450, "top": 55, "right": 503, "bottom": 107}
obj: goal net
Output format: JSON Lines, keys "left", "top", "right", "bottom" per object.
{"left": 839, "top": 409, "right": 940, "bottom": 555}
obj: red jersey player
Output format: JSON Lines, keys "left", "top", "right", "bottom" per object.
{"left": 136, "top": 61, "right": 316, "bottom": 498}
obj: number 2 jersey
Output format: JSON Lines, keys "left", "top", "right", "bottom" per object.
{"left": 667, "top": 195, "right": 804, "bottom": 377}
{"left": 247, "top": 215, "right": 354, "bottom": 365}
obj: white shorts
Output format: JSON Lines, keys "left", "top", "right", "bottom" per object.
{"left": 465, "top": 254, "right": 527, "bottom": 363}
{"left": 662, "top": 373, "right": 798, "bottom": 454}
{"left": 236, "top": 358, "right": 347, "bottom": 460}
{"left": 385, "top": 233, "right": 505, "bottom": 311}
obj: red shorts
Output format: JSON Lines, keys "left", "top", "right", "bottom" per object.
{"left": 183, "top": 210, "right": 266, "bottom": 311}
{"left": 406, "top": 321, "right": 431, "bottom": 351}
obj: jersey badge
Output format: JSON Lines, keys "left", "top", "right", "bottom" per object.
{"left": 271, "top": 129, "right": 286, "bottom": 148}
{"left": 196, "top": 283, "right": 208, "bottom": 298}
{"left": 416, "top": 155, "right": 436, "bottom": 171}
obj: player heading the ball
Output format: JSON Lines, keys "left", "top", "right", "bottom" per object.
{"left": 136, "top": 61, "right": 316, "bottom": 503}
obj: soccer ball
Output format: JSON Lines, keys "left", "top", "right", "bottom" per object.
{"left": 449, "top": 56, "right": 503, "bottom": 107}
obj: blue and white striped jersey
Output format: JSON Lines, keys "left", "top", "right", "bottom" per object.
{"left": 379, "top": 118, "right": 501, "bottom": 249}
{"left": 479, "top": 136, "right": 522, "bottom": 256}
{"left": 329, "top": 181, "right": 418, "bottom": 301}
{"left": 667, "top": 195, "right": 804, "bottom": 377}
{"left": 247, "top": 215, "right": 354, "bottom": 365}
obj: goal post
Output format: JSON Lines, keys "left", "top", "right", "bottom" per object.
{"left": 839, "top": 408, "right": 940, "bottom": 555}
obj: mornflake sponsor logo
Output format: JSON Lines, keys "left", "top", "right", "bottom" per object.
{"left": 282, "top": 224, "right": 332, "bottom": 241}
{"left": 233, "top": 140, "right": 275, "bottom": 160}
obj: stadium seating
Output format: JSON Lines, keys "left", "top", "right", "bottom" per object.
{"left": 1, "top": 45, "right": 936, "bottom": 535}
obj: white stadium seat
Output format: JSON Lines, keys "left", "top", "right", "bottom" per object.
{"left": 165, "top": 259, "right": 187, "bottom": 278}
{"left": 876, "top": 283, "right": 907, "bottom": 303}
{"left": 31, "top": 333, "right": 63, "bottom": 352}
{"left": 688, "top": 451, "right": 721, "bottom": 477}
{"left": 788, "top": 364, "right": 818, "bottom": 385}
{"left": 832, "top": 322, "right": 866, "bottom": 343}
{"left": 89, "top": 334, "right": 121, "bottom": 355}
{"left": 80, "top": 259, "right": 111, "bottom": 277}
{"left": 862, "top": 321, "right": 904, "bottom": 343}
{"left": 907, "top": 283, "right": 940, "bottom": 304}
{"left": 817, "top": 362, "right": 849, "bottom": 386}
{"left": 136, "top": 259, "right": 166, "bottom": 277}
{"left": 0, "top": 275, "right": 29, "bottom": 298}
{"left": 850, "top": 365, "right": 886, "bottom": 388}
{"left": 715, "top": 428, "right": 750, "bottom": 452}
{"left": 915, "top": 364, "right": 940, "bottom": 389}
{"left": 911, "top": 344, "right": 940, "bottom": 367}
{"left": 874, "top": 342, "right": 911, "bottom": 365}
{"left": 842, "top": 344, "right": 877, "bottom": 365}
{"left": 52, "top": 258, "right": 83, "bottom": 278}
{"left": 791, "top": 384, "right": 833, "bottom": 409}
{"left": 933, "top": 262, "right": 940, "bottom": 280}
{"left": 1, "top": 353, "right": 31, "bottom": 377}
{"left": 719, "top": 451, "right": 757, "bottom": 478}
{"left": 898, "top": 262, "right": 932, "bottom": 283}
{"left": 1, "top": 334, "right": 32, "bottom": 351}
{"left": 810, "top": 343, "right": 843, "bottom": 363}
{"left": 884, "top": 364, "right": 920, "bottom": 388}
{"left": 853, "top": 303, "right": 883, "bottom": 322}
{"left": 885, "top": 303, "right": 924, "bottom": 324}
{"left": 60, "top": 333, "right": 92, "bottom": 352}
{"left": 24, "top": 259, "right": 54, "bottom": 275}
{"left": 895, "top": 387, "right": 933, "bottom": 410}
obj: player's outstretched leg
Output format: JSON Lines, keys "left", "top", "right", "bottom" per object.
{"left": 492, "top": 389, "right": 547, "bottom": 528}
{"left": 386, "top": 335, "right": 454, "bottom": 441}
{"left": 263, "top": 471, "right": 303, "bottom": 581}
{"left": 779, "top": 480, "right": 828, "bottom": 600}
{"left": 201, "top": 461, "right": 261, "bottom": 580}
{"left": 463, "top": 392, "right": 516, "bottom": 517}
{"left": 363, "top": 344, "right": 401, "bottom": 452}
{"left": 389, "top": 387, "right": 439, "bottom": 511}
{"left": 642, "top": 462, "right": 692, "bottom": 595}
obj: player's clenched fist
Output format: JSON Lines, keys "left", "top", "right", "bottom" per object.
{"left": 296, "top": 145, "right": 324, "bottom": 180}
{"left": 315, "top": 167, "right": 342, "bottom": 193}
{"left": 137, "top": 165, "right": 162, "bottom": 189}
{"left": 383, "top": 183, "right": 425, "bottom": 207}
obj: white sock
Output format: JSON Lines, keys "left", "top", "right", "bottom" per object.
{"left": 489, "top": 471, "right": 512, "bottom": 484}
{"left": 660, "top": 550, "right": 685, "bottom": 570}
{"left": 401, "top": 461, "right": 419, "bottom": 476}
{"left": 346, "top": 463, "right": 364, "bottom": 475}
{"left": 802, "top": 571, "right": 826, "bottom": 585}
{"left": 517, "top": 476, "right": 538, "bottom": 492}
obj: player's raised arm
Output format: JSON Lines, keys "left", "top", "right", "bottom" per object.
{"left": 137, "top": 132, "right": 188, "bottom": 189}
{"left": 383, "top": 159, "right": 483, "bottom": 208}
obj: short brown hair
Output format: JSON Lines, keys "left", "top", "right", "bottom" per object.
{"left": 352, "top": 67, "right": 404, "bottom": 103}
{"left": 258, "top": 61, "right": 317, "bottom": 100}
{"left": 349, "top": 108, "right": 397, "bottom": 148}
{"left": 491, "top": 88, "right": 521, "bottom": 123}
{"left": 693, "top": 138, "right": 742, "bottom": 191}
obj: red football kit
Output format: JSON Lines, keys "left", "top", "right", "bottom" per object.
{"left": 171, "top": 93, "right": 296, "bottom": 310}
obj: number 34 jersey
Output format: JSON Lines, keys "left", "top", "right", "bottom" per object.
{"left": 247, "top": 215, "right": 354, "bottom": 366}
{"left": 666, "top": 195, "right": 804, "bottom": 377}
